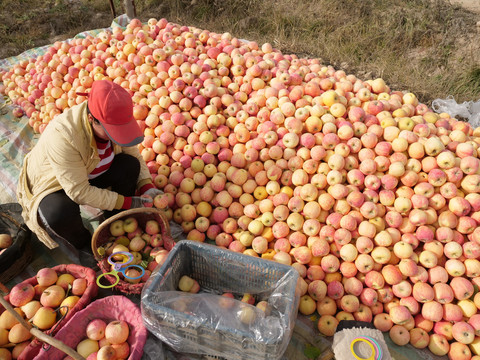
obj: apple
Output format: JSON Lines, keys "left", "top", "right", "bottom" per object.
{"left": 241, "top": 293, "right": 255, "bottom": 305}
{"left": 314, "top": 296, "right": 335, "bottom": 316}
{"left": 449, "top": 341, "right": 472, "bottom": 360}
{"left": 389, "top": 325, "right": 410, "bottom": 346}
{"left": 72, "top": 278, "right": 88, "bottom": 296}
{"left": 20, "top": 300, "right": 41, "bottom": 319}
{"left": 105, "top": 320, "right": 130, "bottom": 345}
{"left": 373, "top": 313, "right": 393, "bottom": 332}
{"left": 9, "top": 283, "right": 35, "bottom": 307}
{"left": 97, "top": 345, "right": 117, "bottom": 360}
{"left": 0, "top": 233, "right": 12, "bottom": 248}
{"left": 298, "top": 295, "right": 316, "bottom": 315}
{"left": 40, "top": 285, "right": 65, "bottom": 308}
{"left": 111, "top": 342, "right": 130, "bottom": 359}
{"left": 77, "top": 338, "right": 100, "bottom": 358}
{"left": 32, "top": 306, "right": 57, "bottom": 330}
{"left": 218, "top": 293, "right": 235, "bottom": 309}
{"left": 36, "top": 268, "right": 58, "bottom": 287}
{"left": 434, "top": 321, "right": 453, "bottom": 341}
{"left": 409, "top": 327, "right": 429, "bottom": 349}
{"left": 59, "top": 295, "right": 80, "bottom": 316}
{"left": 56, "top": 273, "right": 76, "bottom": 291}
{"left": 109, "top": 220, "right": 125, "bottom": 237}
{"left": 8, "top": 323, "right": 32, "bottom": 344}
{"left": 145, "top": 219, "right": 161, "bottom": 235}
{"left": 237, "top": 305, "right": 257, "bottom": 325}
{"left": 0, "top": 307, "right": 23, "bottom": 329}
{"left": 256, "top": 301, "right": 272, "bottom": 316}
{"left": 11, "top": 341, "right": 30, "bottom": 359}
{"left": 428, "top": 333, "right": 450, "bottom": 356}
{"left": 86, "top": 319, "right": 107, "bottom": 341}
{"left": 123, "top": 217, "right": 138, "bottom": 233}
{"left": 0, "top": 348, "right": 10, "bottom": 360}
{"left": 452, "top": 321, "right": 475, "bottom": 345}
{"left": 317, "top": 314, "right": 338, "bottom": 337}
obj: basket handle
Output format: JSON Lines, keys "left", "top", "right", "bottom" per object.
{"left": 91, "top": 207, "right": 171, "bottom": 260}
{"left": 0, "top": 293, "right": 85, "bottom": 360}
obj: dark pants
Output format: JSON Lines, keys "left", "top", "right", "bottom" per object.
{"left": 38, "top": 153, "right": 140, "bottom": 249}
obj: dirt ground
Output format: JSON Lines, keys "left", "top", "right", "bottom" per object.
{"left": 452, "top": 0, "right": 480, "bottom": 13}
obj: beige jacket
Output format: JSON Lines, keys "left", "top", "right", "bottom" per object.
{"left": 16, "top": 102, "right": 152, "bottom": 249}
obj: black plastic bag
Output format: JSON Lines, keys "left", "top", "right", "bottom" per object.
{"left": 0, "top": 203, "right": 32, "bottom": 282}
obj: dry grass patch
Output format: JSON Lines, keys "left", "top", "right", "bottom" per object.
{"left": 1, "top": 0, "right": 479, "bottom": 104}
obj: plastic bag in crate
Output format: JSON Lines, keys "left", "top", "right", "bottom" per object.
{"left": 141, "top": 240, "right": 300, "bottom": 360}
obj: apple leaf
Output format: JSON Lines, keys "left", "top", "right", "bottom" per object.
{"left": 304, "top": 344, "right": 322, "bottom": 359}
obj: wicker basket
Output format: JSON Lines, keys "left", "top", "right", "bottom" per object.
{"left": 142, "top": 240, "right": 300, "bottom": 360}
{"left": 0, "top": 203, "right": 33, "bottom": 283}
{"left": 1, "top": 264, "right": 98, "bottom": 360}
{"left": 91, "top": 207, "right": 173, "bottom": 295}
{"left": 33, "top": 295, "right": 148, "bottom": 360}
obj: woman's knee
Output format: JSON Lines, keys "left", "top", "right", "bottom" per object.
{"left": 114, "top": 153, "right": 140, "bottom": 178}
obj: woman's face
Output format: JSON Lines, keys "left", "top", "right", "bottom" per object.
{"left": 88, "top": 113, "right": 110, "bottom": 141}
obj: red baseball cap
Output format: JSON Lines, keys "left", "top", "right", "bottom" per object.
{"left": 87, "top": 80, "right": 143, "bottom": 147}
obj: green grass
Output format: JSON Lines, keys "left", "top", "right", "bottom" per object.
{"left": 1, "top": 0, "right": 479, "bottom": 105}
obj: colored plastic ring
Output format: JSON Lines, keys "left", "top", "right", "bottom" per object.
{"left": 96, "top": 271, "right": 120, "bottom": 289}
{"left": 123, "top": 264, "right": 145, "bottom": 279}
{"left": 358, "top": 336, "right": 382, "bottom": 360}
{"left": 107, "top": 251, "right": 133, "bottom": 267}
{"left": 350, "top": 338, "right": 376, "bottom": 360}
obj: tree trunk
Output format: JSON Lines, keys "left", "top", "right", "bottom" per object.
{"left": 124, "top": 0, "right": 136, "bottom": 20}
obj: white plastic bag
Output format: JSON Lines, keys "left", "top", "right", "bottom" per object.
{"left": 431, "top": 95, "right": 480, "bottom": 129}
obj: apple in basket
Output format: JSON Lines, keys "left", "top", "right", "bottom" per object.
{"left": 109, "top": 220, "right": 125, "bottom": 237}
{"left": 59, "top": 296, "right": 80, "bottom": 316}
{"left": 237, "top": 304, "right": 256, "bottom": 325}
{"left": 40, "top": 285, "right": 65, "bottom": 308}
{"left": 72, "top": 278, "right": 88, "bottom": 296}
{"left": 8, "top": 323, "right": 32, "bottom": 343}
{"left": 20, "top": 300, "right": 42, "bottom": 319}
{"left": 105, "top": 320, "right": 130, "bottom": 345}
{"left": 0, "top": 233, "right": 12, "bottom": 249}
{"left": 218, "top": 293, "right": 235, "bottom": 309}
{"left": 145, "top": 219, "right": 160, "bottom": 235}
{"left": 256, "top": 301, "right": 272, "bottom": 316}
{"left": 241, "top": 293, "right": 255, "bottom": 305}
{"left": 36, "top": 267, "right": 58, "bottom": 287}
{"left": 77, "top": 338, "right": 100, "bottom": 358}
{"left": 123, "top": 217, "right": 138, "bottom": 233}
{"left": 56, "top": 273, "right": 76, "bottom": 290}
{"left": 32, "top": 306, "right": 57, "bottom": 330}
{"left": 0, "top": 307, "right": 23, "bottom": 329}
{"left": 9, "top": 283, "right": 35, "bottom": 307}
{"left": 178, "top": 275, "right": 200, "bottom": 293}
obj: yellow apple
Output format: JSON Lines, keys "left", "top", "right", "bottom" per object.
{"left": 76, "top": 338, "right": 99, "bottom": 358}
{"left": 59, "top": 296, "right": 80, "bottom": 316}
{"left": 32, "top": 307, "right": 57, "bottom": 330}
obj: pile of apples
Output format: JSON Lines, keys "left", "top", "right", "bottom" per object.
{"left": 3, "top": 15, "right": 480, "bottom": 359}
{"left": 0, "top": 268, "right": 88, "bottom": 359}
{"left": 102, "top": 216, "right": 169, "bottom": 284}
{"left": 63, "top": 319, "right": 130, "bottom": 360}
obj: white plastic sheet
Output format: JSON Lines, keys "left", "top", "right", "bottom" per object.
{"left": 431, "top": 95, "right": 480, "bottom": 128}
